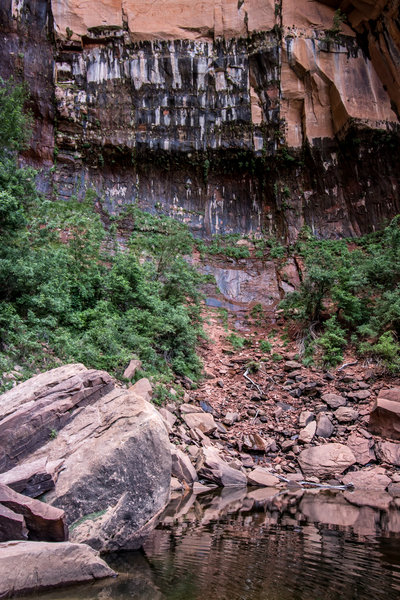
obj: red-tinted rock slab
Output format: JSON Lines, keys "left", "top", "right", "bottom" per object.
{"left": 0, "top": 483, "right": 67, "bottom": 542}
{"left": 369, "top": 387, "right": 400, "bottom": 440}
{"left": 0, "top": 504, "right": 28, "bottom": 542}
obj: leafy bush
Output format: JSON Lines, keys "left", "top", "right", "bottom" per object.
{"left": 226, "top": 333, "right": 246, "bottom": 350}
{"left": 281, "top": 219, "right": 400, "bottom": 370}
{"left": 196, "top": 234, "right": 251, "bottom": 259}
{"left": 317, "top": 316, "right": 347, "bottom": 367}
{"left": 360, "top": 331, "right": 400, "bottom": 373}
{"left": 259, "top": 340, "right": 272, "bottom": 353}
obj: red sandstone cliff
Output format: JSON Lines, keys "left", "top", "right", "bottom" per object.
{"left": 1, "top": 0, "right": 399, "bottom": 239}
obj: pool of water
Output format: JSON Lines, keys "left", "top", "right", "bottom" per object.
{"left": 37, "top": 487, "right": 400, "bottom": 600}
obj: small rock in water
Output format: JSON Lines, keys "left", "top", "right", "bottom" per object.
{"left": 247, "top": 467, "right": 280, "bottom": 487}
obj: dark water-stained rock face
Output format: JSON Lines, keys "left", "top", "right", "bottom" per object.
{"left": 0, "top": 0, "right": 399, "bottom": 239}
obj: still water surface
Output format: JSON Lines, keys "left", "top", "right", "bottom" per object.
{"left": 39, "top": 487, "right": 400, "bottom": 600}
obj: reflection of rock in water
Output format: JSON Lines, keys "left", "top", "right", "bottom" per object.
{"left": 35, "top": 551, "right": 165, "bottom": 600}
{"left": 31, "top": 489, "right": 400, "bottom": 600}
{"left": 142, "top": 489, "right": 400, "bottom": 600}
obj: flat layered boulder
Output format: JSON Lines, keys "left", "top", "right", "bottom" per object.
{"left": 0, "top": 505, "right": 28, "bottom": 542}
{"left": 0, "top": 364, "right": 113, "bottom": 472}
{"left": 0, "top": 483, "right": 67, "bottom": 542}
{"left": 298, "top": 443, "right": 356, "bottom": 478}
{"left": 0, "top": 366, "right": 171, "bottom": 551}
{"left": 0, "top": 541, "right": 115, "bottom": 598}
{"left": 369, "top": 388, "right": 400, "bottom": 440}
{"left": 0, "top": 458, "right": 62, "bottom": 498}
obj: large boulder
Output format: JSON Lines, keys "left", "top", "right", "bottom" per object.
{"left": 0, "top": 366, "right": 172, "bottom": 551}
{"left": 31, "top": 385, "right": 172, "bottom": 551}
{"left": 369, "top": 387, "right": 400, "bottom": 440}
{"left": 298, "top": 443, "right": 356, "bottom": 478}
{"left": 0, "top": 364, "right": 113, "bottom": 472}
{"left": 0, "top": 541, "right": 115, "bottom": 598}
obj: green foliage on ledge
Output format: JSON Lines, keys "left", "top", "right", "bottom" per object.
{"left": 281, "top": 219, "right": 400, "bottom": 370}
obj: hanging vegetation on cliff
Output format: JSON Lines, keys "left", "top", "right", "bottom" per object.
{"left": 0, "top": 79, "right": 205, "bottom": 391}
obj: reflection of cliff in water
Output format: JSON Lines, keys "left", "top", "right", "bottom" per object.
{"left": 37, "top": 488, "right": 400, "bottom": 600}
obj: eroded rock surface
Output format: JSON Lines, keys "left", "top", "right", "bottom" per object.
{"left": 0, "top": 364, "right": 113, "bottom": 473}
{"left": 0, "top": 541, "right": 115, "bottom": 598}
{"left": 369, "top": 387, "right": 400, "bottom": 440}
{"left": 298, "top": 443, "right": 356, "bottom": 478}
{"left": 1, "top": 1, "right": 399, "bottom": 241}
{"left": 0, "top": 483, "right": 67, "bottom": 542}
{"left": 0, "top": 366, "right": 172, "bottom": 551}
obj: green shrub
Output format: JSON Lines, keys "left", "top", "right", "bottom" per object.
{"left": 196, "top": 234, "right": 250, "bottom": 259}
{"left": 259, "top": 340, "right": 272, "bottom": 353}
{"left": 226, "top": 333, "right": 246, "bottom": 350}
{"left": 317, "top": 316, "right": 347, "bottom": 367}
{"left": 360, "top": 331, "right": 400, "bottom": 372}
{"left": 281, "top": 218, "right": 400, "bottom": 370}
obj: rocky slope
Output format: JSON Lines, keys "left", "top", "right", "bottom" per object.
{"left": 160, "top": 302, "right": 400, "bottom": 511}
{"left": 0, "top": 0, "right": 399, "bottom": 240}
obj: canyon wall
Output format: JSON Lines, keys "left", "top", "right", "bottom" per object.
{"left": 0, "top": 0, "right": 399, "bottom": 239}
